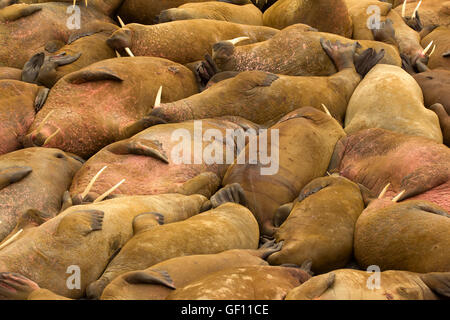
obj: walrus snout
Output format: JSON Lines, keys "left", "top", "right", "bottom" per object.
{"left": 106, "top": 28, "right": 132, "bottom": 52}
{"left": 23, "top": 124, "right": 60, "bottom": 148}
{"left": 157, "top": 9, "right": 176, "bottom": 23}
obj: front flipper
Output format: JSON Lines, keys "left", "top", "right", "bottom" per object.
{"left": 55, "top": 210, "right": 104, "bottom": 237}
{"left": 354, "top": 48, "right": 385, "bottom": 77}
{"left": 258, "top": 239, "right": 283, "bottom": 260}
{"left": 34, "top": 87, "right": 49, "bottom": 112}
{"left": 273, "top": 203, "right": 293, "bottom": 228}
{"left": 327, "top": 137, "right": 347, "bottom": 173}
{"left": 107, "top": 139, "right": 169, "bottom": 164}
{"left": 65, "top": 68, "right": 123, "bottom": 84}
{"left": 132, "top": 212, "right": 164, "bottom": 235}
{"left": 398, "top": 165, "right": 448, "bottom": 201}
{"left": 420, "top": 272, "right": 450, "bottom": 298}
{"left": 0, "top": 4, "right": 42, "bottom": 23}
{"left": 406, "top": 201, "right": 450, "bottom": 218}
{"left": 171, "top": 172, "right": 221, "bottom": 199}
{"left": 0, "top": 166, "right": 32, "bottom": 191}
{"left": 124, "top": 269, "right": 176, "bottom": 290}
{"left": 210, "top": 183, "right": 248, "bottom": 208}
{"left": 119, "top": 116, "right": 167, "bottom": 139}
{"left": 21, "top": 52, "right": 45, "bottom": 83}
{"left": 0, "top": 272, "right": 40, "bottom": 300}
{"left": 195, "top": 53, "right": 219, "bottom": 89}
{"left": 298, "top": 176, "right": 333, "bottom": 202}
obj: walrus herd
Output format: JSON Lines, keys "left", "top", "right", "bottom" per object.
{"left": 0, "top": 0, "right": 448, "bottom": 301}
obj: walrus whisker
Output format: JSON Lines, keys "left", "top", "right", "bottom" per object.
{"left": 412, "top": 0, "right": 422, "bottom": 19}
{"left": 378, "top": 183, "right": 390, "bottom": 199}
{"left": 42, "top": 128, "right": 60, "bottom": 146}
{"left": 81, "top": 165, "right": 108, "bottom": 200}
{"left": 154, "top": 86, "right": 162, "bottom": 107}
{"left": 392, "top": 190, "right": 405, "bottom": 202}
{"left": 401, "top": 0, "right": 407, "bottom": 18}
{"left": 35, "top": 110, "right": 55, "bottom": 134}
{"left": 227, "top": 36, "right": 250, "bottom": 45}
{"left": 94, "top": 179, "right": 126, "bottom": 203}
{"left": 117, "top": 16, "right": 135, "bottom": 57}
{"left": 321, "top": 104, "right": 332, "bottom": 116}
{"left": 0, "top": 229, "right": 23, "bottom": 251}
{"left": 422, "top": 41, "right": 434, "bottom": 55}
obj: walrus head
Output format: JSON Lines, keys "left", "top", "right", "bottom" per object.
{"left": 212, "top": 37, "right": 250, "bottom": 72}
{"left": 106, "top": 28, "right": 132, "bottom": 54}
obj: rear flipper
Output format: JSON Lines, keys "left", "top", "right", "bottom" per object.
{"left": 0, "top": 3, "right": 41, "bottom": 23}
{"left": 170, "top": 172, "right": 221, "bottom": 199}
{"left": 398, "top": 165, "right": 448, "bottom": 201}
{"left": 194, "top": 54, "right": 219, "bottom": 90}
{"left": 286, "top": 273, "right": 336, "bottom": 300}
{"left": 210, "top": 183, "right": 248, "bottom": 208}
{"left": 273, "top": 203, "right": 293, "bottom": 227}
{"left": 124, "top": 269, "right": 176, "bottom": 290}
{"left": 320, "top": 38, "right": 357, "bottom": 71}
{"left": 420, "top": 272, "right": 450, "bottom": 299}
{"left": 403, "top": 11, "right": 423, "bottom": 32}
{"left": 107, "top": 139, "right": 169, "bottom": 164}
{"left": 119, "top": 116, "right": 167, "bottom": 139}
{"left": 132, "top": 212, "right": 165, "bottom": 235}
{"left": 371, "top": 19, "right": 397, "bottom": 47}
{"left": 354, "top": 48, "right": 385, "bottom": 77}
{"left": 0, "top": 272, "right": 40, "bottom": 300}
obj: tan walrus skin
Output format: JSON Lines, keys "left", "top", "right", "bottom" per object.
{"left": 268, "top": 175, "right": 365, "bottom": 274}
{"left": 328, "top": 128, "right": 450, "bottom": 213}
{"left": 100, "top": 243, "right": 282, "bottom": 300}
{"left": 420, "top": 26, "right": 450, "bottom": 71}
{"left": 0, "top": 193, "right": 207, "bottom": 299}
{"left": 208, "top": 24, "right": 400, "bottom": 77}
{"left": 263, "top": 0, "right": 353, "bottom": 38}
{"left": 354, "top": 196, "right": 450, "bottom": 274}
{"left": 106, "top": 19, "right": 278, "bottom": 65}
{"left": 0, "top": 2, "right": 113, "bottom": 68}
{"left": 0, "top": 67, "right": 22, "bottom": 80}
{"left": 285, "top": 269, "right": 450, "bottom": 300}
{"left": 22, "top": 22, "right": 119, "bottom": 88}
{"left": 166, "top": 265, "right": 311, "bottom": 300}
{"left": 215, "top": 107, "right": 346, "bottom": 237}
{"left": 86, "top": 202, "right": 259, "bottom": 299}
{"left": 22, "top": 57, "right": 199, "bottom": 159}
{"left": 394, "top": 0, "right": 450, "bottom": 29}
{"left": 148, "top": 39, "right": 386, "bottom": 125}
{"left": 68, "top": 118, "right": 258, "bottom": 202}
{"left": 344, "top": 64, "right": 443, "bottom": 143}
{"left": 18, "top": 1, "right": 123, "bottom": 16}
{"left": 0, "top": 80, "right": 48, "bottom": 155}
{"left": 0, "top": 147, "right": 82, "bottom": 242}
{"left": 158, "top": 2, "right": 263, "bottom": 26}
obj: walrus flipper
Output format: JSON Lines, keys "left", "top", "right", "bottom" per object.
{"left": 273, "top": 202, "right": 293, "bottom": 227}
{"left": 210, "top": 183, "right": 248, "bottom": 208}
{"left": 410, "top": 202, "right": 450, "bottom": 218}
{"left": 16, "top": 209, "right": 52, "bottom": 229}
{"left": 65, "top": 68, "right": 123, "bottom": 84}
{"left": 107, "top": 139, "right": 169, "bottom": 164}
{"left": 34, "top": 87, "right": 49, "bottom": 112}
{"left": 172, "top": 172, "right": 221, "bottom": 199}
{"left": 298, "top": 178, "right": 332, "bottom": 202}
{"left": 0, "top": 4, "right": 42, "bottom": 23}
{"left": 0, "top": 166, "right": 32, "bottom": 191}
{"left": 399, "top": 165, "right": 448, "bottom": 201}
{"left": 354, "top": 48, "right": 385, "bottom": 78}
{"left": 419, "top": 272, "right": 450, "bottom": 298}
{"left": 22, "top": 52, "right": 45, "bottom": 83}
{"left": 55, "top": 210, "right": 104, "bottom": 237}
{"left": 119, "top": 116, "right": 167, "bottom": 140}
{"left": 0, "top": 272, "right": 40, "bottom": 300}
{"left": 132, "top": 212, "right": 165, "bottom": 235}
{"left": 124, "top": 270, "right": 176, "bottom": 290}
{"left": 327, "top": 137, "right": 347, "bottom": 173}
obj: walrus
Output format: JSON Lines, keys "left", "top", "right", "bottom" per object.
{"left": 148, "top": 39, "right": 386, "bottom": 125}
{"left": 208, "top": 24, "right": 400, "bottom": 77}
{"left": 0, "top": 67, "right": 22, "bottom": 80}
{"left": 354, "top": 196, "right": 450, "bottom": 273}
{"left": 413, "top": 69, "right": 450, "bottom": 113}
{"left": 215, "top": 107, "right": 346, "bottom": 236}
{"left": 158, "top": 2, "right": 263, "bottom": 26}
{"left": 22, "top": 22, "right": 119, "bottom": 88}
{"left": 263, "top": 0, "right": 353, "bottom": 38}
{"left": 0, "top": 193, "right": 207, "bottom": 299}
{"left": 267, "top": 175, "right": 365, "bottom": 274}
{"left": 69, "top": 117, "right": 258, "bottom": 202}
{"left": 420, "top": 26, "right": 450, "bottom": 70}
{"left": 394, "top": 0, "right": 450, "bottom": 29}
{"left": 106, "top": 19, "right": 278, "bottom": 65}
{"left": 86, "top": 202, "right": 259, "bottom": 299}
{"left": 166, "top": 265, "right": 311, "bottom": 300}
{"left": 285, "top": 269, "right": 450, "bottom": 300}
{"left": 344, "top": 64, "right": 442, "bottom": 143}
{"left": 0, "top": 80, "right": 48, "bottom": 155}
{"left": 328, "top": 128, "right": 450, "bottom": 212}
{"left": 100, "top": 243, "right": 281, "bottom": 300}
{"left": 22, "top": 57, "right": 199, "bottom": 159}
{"left": 18, "top": 1, "right": 123, "bottom": 16}
{"left": 116, "top": 0, "right": 253, "bottom": 25}
{"left": 426, "top": 103, "right": 450, "bottom": 147}
{"left": 0, "top": 2, "right": 113, "bottom": 68}
{"left": 0, "top": 147, "right": 82, "bottom": 242}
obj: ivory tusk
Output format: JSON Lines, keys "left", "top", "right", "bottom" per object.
{"left": 422, "top": 41, "right": 434, "bottom": 55}
{"left": 412, "top": 0, "right": 422, "bottom": 18}
{"left": 117, "top": 16, "right": 135, "bottom": 57}
{"left": 43, "top": 128, "right": 60, "bottom": 146}
{"left": 392, "top": 190, "right": 406, "bottom": 202}
{"left": 401, "top": 0, "right": 407, "bottom": 18}
{"left": 228, "top": 36, "right": 250, "bottom": 45}
{"left": 378, "top": 183, "right": 391, "bottom": 199}
{"left": 154, "top": 86, "right": 163, "bottom": 107}
{"left": 321, "top": 104, "right": 332, "bottom": 117}
{"left": 94, "top": 179, "right": 126, "bottom": 203}
{"left": 0, "top": 229, "right": 23, "bottom": 251}
{"left": 429, "top": 45, "right": 436, "bottom": 57}
{"left": 80, "top": 166, "right": 108, "bottom": 200}
{"left": 35, "top": 110, "right": 55, "bottom": 134}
